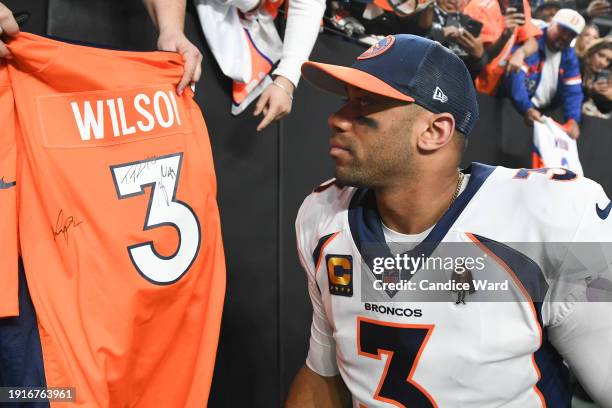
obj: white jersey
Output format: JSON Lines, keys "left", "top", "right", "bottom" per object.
{"left": 296, "top": 163, "right": 612, "bottom": 408}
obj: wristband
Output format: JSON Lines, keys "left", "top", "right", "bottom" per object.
{"left": 271, "top": 82, "right": 294, "bottom": 101}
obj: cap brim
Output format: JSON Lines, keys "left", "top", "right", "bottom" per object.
{"left": 301, "top": 61, "right": 415, "bottom": 102}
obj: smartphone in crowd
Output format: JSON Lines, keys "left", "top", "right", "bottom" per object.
{"left": 593, "top": 70, "right": 610, "bottom": 84}
{"left": 465, "top": 18, "right": 483, "bottom": 37}
{"left": 501, "top": 0, "right": 524, "bottom": 15}
{"left": 508, "top": 0, "right": 524, "bottom": 15}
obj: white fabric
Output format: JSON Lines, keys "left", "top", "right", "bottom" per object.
{"left": 194, "top": 0, "right": 283, "bottom": 114}
{"left": 533, "top": 116, "right": 583, "bottom": 175}
{"left": 296, "top": 167, "right": 612, "bottom": 407}
{"left": 382, "top": 224, "right": 433, "bottom": 246}
{"left": 194, "top": 0, "right": 251, "bottom": 82}
{"left": 531, "top": 46, "right": 562, "bottom": 109}
{"left": 362, "top": 3, "right": 385, "bottom": 20}
{"left": 272, "top": 0, "right": 326, "bottom": 87}
{"left": 213, "top": 0, "right": 259, "bottom": 12}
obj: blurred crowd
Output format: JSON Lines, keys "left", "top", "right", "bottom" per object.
{"left": 325, "top": 0, "right": 612, "bottom": 136}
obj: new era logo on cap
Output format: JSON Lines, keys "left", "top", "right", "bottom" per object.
{"left": 433, "top": 87, "right": 448, "bottom": 103}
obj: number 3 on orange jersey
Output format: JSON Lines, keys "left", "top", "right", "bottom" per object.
{"left": 358, "top": 317, "right": 438, "bottom": 407}
{"left": 110, "top": 153, "right": 201, "bottom": 285}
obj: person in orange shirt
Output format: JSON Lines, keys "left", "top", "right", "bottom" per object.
{"left": 0, "top": 0, "right": 202, "bottom": 95}
{"left": 463, "top": 0, "right": 541, "bottom": 95}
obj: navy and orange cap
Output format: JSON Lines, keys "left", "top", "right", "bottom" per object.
{"left": 301, "top": 34, "right": 479, "bottom": 136}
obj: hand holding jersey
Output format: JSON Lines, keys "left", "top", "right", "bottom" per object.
{"left": 143, "top": 0, "right": 203, "bottom": 95}
{"left": 0, "top": 2, "right": 19, "bottom": 58}
{"left": 1, "top": 1, "right": 202, "bottom": 94}
{"left": 287, "top": 35, "right": 612, "bottom": 408}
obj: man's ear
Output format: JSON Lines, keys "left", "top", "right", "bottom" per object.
{"left": 417, "top": 112, "right": 455, "bottom": 152}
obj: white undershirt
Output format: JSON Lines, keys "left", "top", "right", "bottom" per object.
{"left": 271, "top": 0, "right": 326, "bottom": 87}
{"left": 531, "top": 46, "right": 562, "bottom": 109}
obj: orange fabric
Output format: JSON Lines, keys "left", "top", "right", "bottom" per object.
{"left": 232, "top": 27, "right": 274, "bottom": 105}
{"left": 464, "top": 0, "right": 542, "bottom": 94}
{"left": 263, "top": 0, "right": 284, "bottom": 19}
{"left": 0, "top": 63, "right": 19, "bottom": 317}
{"left": 532, "top": 151, "right": 545, "bottom": 168}
{"left": 373, "top": 0, "right": 394, "bottom": 12}
{"left": 4, "top": 32, "right": 225, "bottom": 407}
{"left": 464, "top": 0, "right": 540, "bottom": 45}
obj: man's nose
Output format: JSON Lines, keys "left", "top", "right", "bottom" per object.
{"left": 328, "top": 104, "right": 355, "bottom": 133}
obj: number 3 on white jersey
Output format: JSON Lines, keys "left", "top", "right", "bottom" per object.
{"left": 110, "top": 153, "right": 201, "bottom": 284}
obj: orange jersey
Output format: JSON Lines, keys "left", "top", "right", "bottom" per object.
{"left": 0, "top": 60, "right": 18, "bottom": 317}
{"left": 0, "top": 33, "right": 225, "bottom": 407}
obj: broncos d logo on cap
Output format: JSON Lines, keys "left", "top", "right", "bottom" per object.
{"left": 357, "top": 35, "right": 396, "bottom": 60}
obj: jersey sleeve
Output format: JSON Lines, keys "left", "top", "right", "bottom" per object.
{"left": 546, "top": 181, "right": 612, "bottom": 407}
{"left": 0, "top": 63, "right": 19, "bottom": 317}
{"left": 296, "top": 196, "right": 340, "bottom": 377}
{"left": 558, "top": 49, "right": 583, "bottom": 123}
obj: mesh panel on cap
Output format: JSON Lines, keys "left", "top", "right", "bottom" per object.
{"left": 409, "top": 44, "right": 479, "bottom": 135}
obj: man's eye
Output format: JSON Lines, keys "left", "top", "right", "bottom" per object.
{"left": 359, "top": 98, "right": 372, "bottom": 107}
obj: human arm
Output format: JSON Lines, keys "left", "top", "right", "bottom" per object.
{"left": 285, "top": 365, "right": 351, "bottom": 408}
{"left": 507, "top": 36, "right": 538, "bottom": 73}
{"left": 450, "top": 29, "right": 485, "bottom": 60}
{"left": 583, "top": 0, "right": 612, "bottom": 21}
{"left": 448, "top": 29, "right": 488, "bottom": 79}
{"left": 549, "top": 302, "right": 612, "bottom": 408}
{"left": 506, "top": 0, "right": 542, "bottom": 73}
{"left": 288, "top": 202, "right": 350, "bottom": 405}
{"left": 0, "top": 2, "right": 18, "bottom": 58}
{"left": 142, "top": 0, "right": 203, "bottom": 95}
{"left": 254, "top": 0, "right": 326, "bottom": 131}
{"left": 484, "top": 6, "right": 525, "bottom": 59}
{"left": 558, "top": 50, "right": 584, "bottom": 137}
{"left": 524, "top": 107, "right": 544, "bottom": 126}
{"left": 547, "top": 182, "right": 612, "bottom": 408}
{"left": 502, "top": 59, "right": 539, "bottom": 121}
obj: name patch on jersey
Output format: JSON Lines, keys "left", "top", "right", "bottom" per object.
{"left": 327, "top": 254, "right": 353, "bottom": 297}
{"left": 37, "top": 85, "right": 192, "bottom": 148}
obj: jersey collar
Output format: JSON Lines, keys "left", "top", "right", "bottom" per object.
{"left": 348, "top": 162, "right": 495, "bottom": 282}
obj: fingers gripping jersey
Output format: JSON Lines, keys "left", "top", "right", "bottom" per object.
{"left": 296, "top": 164, "right": 612, "bottom": 408}
{"left": 0, "top": 33, "right": 225, "bottom": 407}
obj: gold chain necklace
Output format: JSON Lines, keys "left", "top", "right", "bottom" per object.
{"left": 448, "top": 171, "right": 464, "bottom": 208}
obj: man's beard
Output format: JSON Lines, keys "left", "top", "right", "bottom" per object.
{"left": 334, "top": 156, "right": 405, "bottom": 189}
{"left": 334, "top": 164, "right": 373, "bottom": 188}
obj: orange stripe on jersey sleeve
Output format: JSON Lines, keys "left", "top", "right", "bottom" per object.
{"left": 315, "top": 232, "right": 341, "bottom": 274}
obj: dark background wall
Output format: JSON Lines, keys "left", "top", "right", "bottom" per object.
{"left": 5, "top": 0, "right": 612, "bottom": 406}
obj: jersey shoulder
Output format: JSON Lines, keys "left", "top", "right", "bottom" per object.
{"left": 470, "top": 166, "right": 609, "bottom": 241}
{"left": 488, "top": 166, "right": 607, "bottom": 212}
{"left": 295, "top": 179, "right": 355, "bottom": 256}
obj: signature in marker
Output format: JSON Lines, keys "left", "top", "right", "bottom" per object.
{"left": 52, "top": 210, "right": 83, "bottom": 244}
